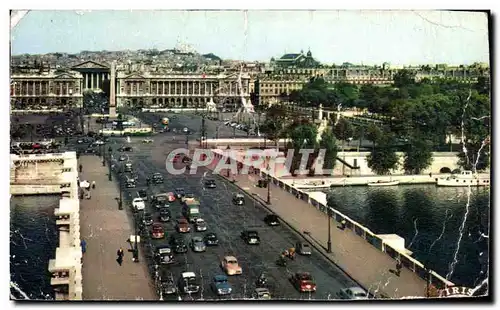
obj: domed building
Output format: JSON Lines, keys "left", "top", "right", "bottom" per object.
{"left": 273, "top": 49, "right": 320, "bottom": 68}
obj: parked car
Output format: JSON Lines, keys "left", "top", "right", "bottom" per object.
{"left": 204, "top": 232, "right": 219, "bottom": 246}
{"left": 241, "top": 230, "right": 260, "bottom": 245}
{"left": 221, "top": 256, "right": 242, "bottom": 276}
{"left": 190, "top": 236, "right": 206, "bottom": 252}
{"left": 155, "top": 245, "right": 175, "bottom": 265}
{"left": 151, "top": 223, "right": 165, "bottom": 239}
{"left": 337, "top": 287, "right": 369, "bottom": 300}
{"left": 178, "top": 272, "right": 200, "bottom": 294}
{"left": 264, "top": 214, "right": 280, "bottom": 226}
{"left": 232, "top": 194, "right": 245, "bottom": 205}
{"left": 211, "top": 275, "right": 232, "bottom": 296}
{"left": 296, "top": 242, "right": 312, "bottom": 255}
{"left": 176, "top": 218, "right": 191, "bottom": 233}
{"left": 290, "top": 272, "right": 317, "bottom": 293}
{"left": 195, "top": 218, "right": 207, "bottom": 232}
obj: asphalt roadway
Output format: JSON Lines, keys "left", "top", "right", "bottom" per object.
{"left": 106, "top": 116, "right": 358, "bottom": 301}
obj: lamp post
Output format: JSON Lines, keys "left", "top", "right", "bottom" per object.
{"left": 108, "top": 147, "right": 112, "bottom": 181}
{"left": 133, "top": 213, "right": 139, "bottom": 263}
{"left": 266, "top": 163, "right": 271, "bottom": 204}
{"left": 200, "top": 114, "right": 206, "bottom": 147}
{"left": 118, "top": 176, "right": 123, "bottom": 210}
{"left": 327, "top": 208, "right": 332, "bottom": 253}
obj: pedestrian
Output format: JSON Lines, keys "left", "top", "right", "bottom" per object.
{"left": 92, "top": 181, "right": 96, "bottom": 189}
{"left": 80, "top": 239, "right": 87, "bottom": 254}
{"left": 79, "top": 164, "right": 83, "bottom": 173}
{"left": 395, "top": 259, "right": 402, "bottom": 276}
{"left": 429, "top": 172, "right": 432, "bottom": 178}
{"left": 116, "top": 247, "right": 124, "bottom": 266}
{"left": 341, "top": 219, "right": 347, "bottom": 230}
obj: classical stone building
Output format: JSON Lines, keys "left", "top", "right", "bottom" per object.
{"left": 70, "top": 61, "right": 110, "bottom": 91}
{"left": 10, "top": 70, "right": 84, "bottom": 109}
{"left": 115, "top": 72, "right": 251, "bottom": 109}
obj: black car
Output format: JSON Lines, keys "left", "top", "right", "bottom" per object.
{"left": 159, "top": 271, "right": 177, "bottom": 295}
{"left": 152, "top": 193, "right": 169, "bottom": 209}
{"left": 175, "top": 188, "right": 185, "bottom": 199}
{"left": 155, "top": 245, "right": 175, "bottom": 265}
{"left": 169, "top": 234, "right": 188, "bottom": 253}
{"left": 264, "top": 214, "right": 280, "bottom": 226}
{"left": 119, "top": 146, "right": 133, "bottom": 152}
{"left": 178, "top": 272, "right": 200, "bottom": 294}
{"left": 233, "top": 194, "right": 245, "bottom": 205}
{"left": 159, "top": 208, "right": 171, "bottom": 222}
{"left": 241, "top": 230, "right": 261, "bottom": 245}
{"left": 143, "top": 212, "right": 153, "bottom": 226}
{"left": 204, "top": 179, "right": 216, "bottom": 189}
{"left": 137, "top": 189, "right": 148, "bottom": 201}
{"left": 204, "top": 232, "right": 219, "bottom": 246}
{"left": 152, "top": 173, "right": 164, "bottom": 184}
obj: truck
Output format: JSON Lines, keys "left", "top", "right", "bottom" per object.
{"left": 183, "top": 200, "right": 200, "bottom": 223}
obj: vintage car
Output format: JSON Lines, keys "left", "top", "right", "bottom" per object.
{"left": 190, "top": 236, "right": 206, "bottom": 253}
{"left": 151, "top": 223, "right": 165, "bottom": 239}
{"left": 337, "top": 287, "right": 369, "bottom": 300}
{"left": 232, "top": 194, "right": 245, "bottom": 205}
{"left": 142, "top": 138, "right": 154, "bottom": 144}
{"left": 152, "top": 173, "right": 164, "bottom": 184}
{"left": 155, "top": 246, "right": 175, "bottom": 265}
{"left": 137, "top": 189, "right": 148, "bottom": 201}
{"left": 204, "top": 232, "right": 219, "bottom": 246}
{"left": 169, "top": 234, "right": 188, "bottom": 254}
{"left": 204, "top": 179, "right": 216, "bottom": 189}
{"left": 159, "top": 208, "right": 171, "bottom": 222}
{"left": 253, "top": 288, "right": 271, "bottom": 300}
{"left": 151, "top": 193, "right": 169, "bottom": 209}
{"left": 143, "top": 212, "right": 154, "bottom": 226}
{"left": 221, "top": 256, "right": 243, "bottom": 276}
{"left": 241, "top": 230, "right": 260, "bottom": 245}
{"left": 195, "top": 218, "right": 207, "bottom": 232}
{"left": 132, "top": 198, "right": 145, "bottom": 211}
{"left": 159, "top": 271, "right": 177, "bottom": 295}
{"left": 211, "top": 275, "right": 232, "bottom": 296}
{"left": 176, "top": 218, "right": 190, "bottom": 233}
{"left": 290, "top": 272, "right": 317, "bottom": 293}
{"left": 181, "top": 193, "right": 196, "bottom": 203}
{"left": 264, "top": 214, "right": 280, "bottom": 226}
{"left": 167, "top": 192, "right": 176, "bottom": 202}
{"left": 178, "top": 271, "right": 200, "bottom": 294}
{"left": 296, "top": 242, "right": 312, "bottom": 256}
{"left": 174, "top": 188, "right": 186, "bottom": 199}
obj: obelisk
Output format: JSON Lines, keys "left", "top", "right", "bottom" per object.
{"left": 109, "top": 61, "right": 117, "bottom": 118}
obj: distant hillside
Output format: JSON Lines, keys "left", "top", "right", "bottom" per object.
{"left": 202, "top": 53, "right": 222, "bottom": 61}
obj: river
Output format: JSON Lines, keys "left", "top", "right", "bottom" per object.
{"left": 326, "top": 184, "right": 490, "bottom": 288}
{"left": 10, "top": 195, "right": 60, "bottom": 300}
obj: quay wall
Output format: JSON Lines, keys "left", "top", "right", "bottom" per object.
{"left": 201, "top": 149, "right": 455, "bottom": 290}
{"left": 10, "top": 152, "right": 83, "bottom": 300}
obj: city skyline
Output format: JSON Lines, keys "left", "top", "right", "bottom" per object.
{"left": 11, "top": 10, "right": 490, "bottom": 66}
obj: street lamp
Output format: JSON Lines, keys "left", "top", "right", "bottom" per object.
{"left": 266, "top": 163, "right": 271, "bottom": 204}
{"left": 327, "top": 208, "right": 332, "bottom": 253}
{"left": 118, "top": 175, "right": 123, "bottom": 210}
{"left": 133, "top": 213, "right": 139, "bottom": 263}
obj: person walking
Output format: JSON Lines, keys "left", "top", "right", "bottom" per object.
{"left": 79, "top": 164, "right": 83, "bottom": 173}
{"left": 80, "top": 239, "right": 87, "bottom": 254}
{"left": 116, "top": 247, "right": 124, "bottom": 266}
{"left": 395, "top": 259, "right": 402, "bottom": 277}
{"left": 91, "top": 181, "right": 96, "bottom": 189}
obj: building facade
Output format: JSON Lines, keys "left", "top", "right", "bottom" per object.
{"left": 10, "top": 70, "right": 84, "bottom": 110}
{"left": 116, "top": 72, "right": 251, "bottom": 109}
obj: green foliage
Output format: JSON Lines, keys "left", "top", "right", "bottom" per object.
{"left": 367, "top": 137, "right": 400, "bottom": 175}
{"left": 117, "top": 114, "right": 123, "bottom": 120}
{"left": 403, "top": 134, "right": 434, "bottom": 174}
{"left": 457, "top": 140, "right": 490, "bottom": 171}
{"left": 365, "top": 123, "right": 383, "bottom": 149}
{"left": 393, "top": 69, "right": 416, "bottom": 88}
{"left": 319, "top": 128, "right": 338, "bottom": 170}
{"left": 333, "top": 118, "right": 354, "bottom": 141}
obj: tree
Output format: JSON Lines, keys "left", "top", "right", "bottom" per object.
{"left": 393, "top": 69, "right": 416, "bottom": 88}
{"left": 261, "top": 105, "right": 295, "bottom": 150}
{"left": 403, "top": 134, "right": 434, "bottom": 174}
{"left": 367, "top": 137, "right": 400, "bottom": 175}
{"left": 319, "top": 127, "right": 338, "bottom": 172}
{"left": 365, "top": 123, "right": 383, "bottom": 150}
{"left": 353, "top": 125, "right": 365, "bottom": 152}
{"left": 288, "top": 123, "right": 318, "bottom": 175}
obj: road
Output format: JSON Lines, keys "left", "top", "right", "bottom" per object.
{"left": 105, "top": 115, "right": 358, "bottom": 301}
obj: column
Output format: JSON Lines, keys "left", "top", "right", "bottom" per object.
{"left": 162, "top": 82, "right": 165, "bottom": 95}
{"left": 198, "top": 82, "right": 201, "bottom": 95}
{"left": 174, "top": 82, "right": 177, "bottom": 95}
{"left": 168, "top": 82, "right": 171, "bottom": 95}
{"left": 229, "top": 82, "right": 232, "bottom": 95}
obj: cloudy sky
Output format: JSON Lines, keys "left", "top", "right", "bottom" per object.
{"left": 11, "top": 10, "right": 490, "bottom": 65}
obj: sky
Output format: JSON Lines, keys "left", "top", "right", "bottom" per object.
{"left": 10, "top": 10, "right": 490, "bottom": 66}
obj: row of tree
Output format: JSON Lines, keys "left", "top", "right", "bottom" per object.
{"left": 279, "top": 70, "right": 490, "bottom": 173}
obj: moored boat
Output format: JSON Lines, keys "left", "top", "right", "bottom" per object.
{"left": 367, "top": 180, "right": 400, "bottom": 187}
{"left": 437, "top": 170, "right": 490, "bottom": 187}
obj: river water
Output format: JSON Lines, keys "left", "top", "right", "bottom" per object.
{"left": 327, "top": 185, "right": 490, "bottom": 288}
{"left": 10, "top": 195, "right": 59, "bottom": 300}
